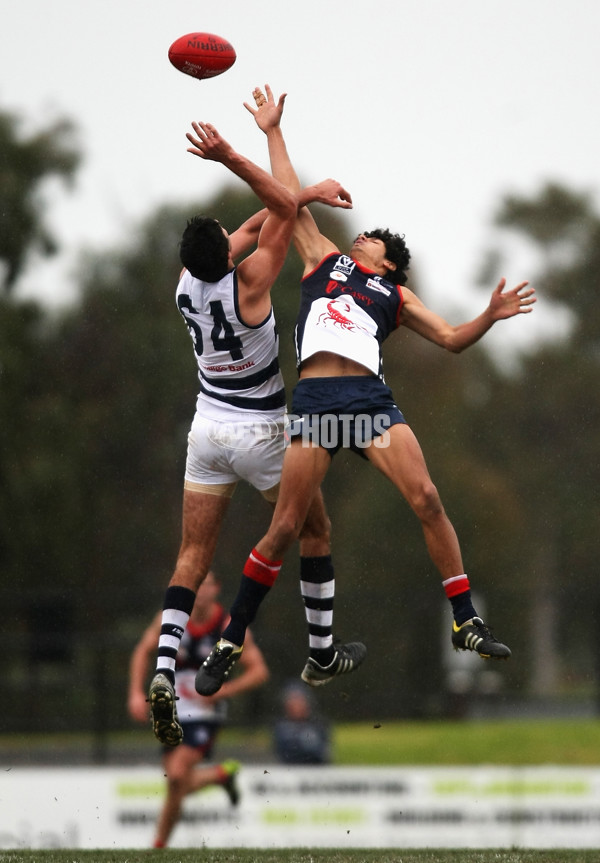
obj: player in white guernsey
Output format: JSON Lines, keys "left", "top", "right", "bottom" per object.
{"left": 148, "top": 117, "right": 353, "bottom": 746}
{"left": 195, "top": 85, "right": 537, "bottom": 693}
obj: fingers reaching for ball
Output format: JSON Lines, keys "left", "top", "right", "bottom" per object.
{"left": 186, "top": 121, "right": 234, "bottom": 163}
{"left": 244, "top": 84, "right": 287, "bottom": 132}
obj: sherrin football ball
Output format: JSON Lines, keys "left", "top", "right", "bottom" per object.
{"left": 168, "top": 32, "right": 236, "bottom": 81}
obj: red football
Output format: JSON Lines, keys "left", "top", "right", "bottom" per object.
{"left": 168, "top": 32, "right": 236, "bottom": 81}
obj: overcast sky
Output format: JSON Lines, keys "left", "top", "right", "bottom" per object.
{"left": 2, "top": 0, "right": 598, "bottom": 357}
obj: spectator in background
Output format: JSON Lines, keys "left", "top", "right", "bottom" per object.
{"left": 273, "top": 681, "right": 331, "bottom": 765}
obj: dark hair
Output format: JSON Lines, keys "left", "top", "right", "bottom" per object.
{"left": 364, "top": 228, "right": 411, "bottom": 285}
{"left": 179, "top": 215, "right": 230, "bottom": 282}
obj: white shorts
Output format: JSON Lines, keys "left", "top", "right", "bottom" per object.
{"left": 184, "top": 411, "right": 286, "bottom": 495}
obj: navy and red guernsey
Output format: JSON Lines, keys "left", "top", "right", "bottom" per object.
{"left": 174, "top": 603, "right": 230, "bottom": 723}
{"left": 176, "top": 604, "right": 228, "bottom": 672}
{"left": 294, "top": 253, "right": 404, "bottom": 379}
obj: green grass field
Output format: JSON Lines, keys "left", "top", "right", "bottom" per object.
{"left": 220, "top": 718, "right": 600, "bottom": 766}
{"left": 1, "top": 850, "right": 599, "bottom": 863}
{"left": 3, "top": 718, "right": 600, "bottom": 767}
{"left": 330, "top": 718, "right": 600, "bottom": 765}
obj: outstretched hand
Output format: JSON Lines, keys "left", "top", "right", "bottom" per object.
{"left": 489, "top": 278, "right": 536, "bottom": 321}
{"left": 307, "top": 178, "right": 353, "bottom": 210}
{"left": 243, "top": 84, "right": 286, "bottom": 133}
{"left": 186, "top": 121, "right": 234, "bottom": 163}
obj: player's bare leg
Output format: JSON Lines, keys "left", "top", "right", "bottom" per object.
{"left": 257, "top": 440, "right": 331, "bottom": 561}
{"left": 154, "top": 745, "right": 240, "bottom": 847}
{"left": 154, "top": 745, "right": 202, "bottom": 847}
{"left": 365, "top": 423, "right": 510, "bottom": 659}
{"left": 150, "top": 490, "right": 232, "bottom": 744}
{"left": 298, "top": 486, "right": 331, "bottom": 558}
{"left": 262, "top": 443, "right": 367, "bottom": 686}
{"left": 171, "top": 489, "right": 233, "bottom": 591}
{"left": 198, "top": 443, "right": 366, "bottom": 693}
{"left": 196, "top": 443, "right": 329, "bottom": 695}
{"left": 365, "top": 423, "right": 463, "bottom": 578}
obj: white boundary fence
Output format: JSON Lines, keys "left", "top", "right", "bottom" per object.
{"left": 2, "top": 765, "right": 600, "bottom": 849}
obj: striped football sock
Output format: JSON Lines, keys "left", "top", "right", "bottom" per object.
{"left": 300, "top": 555, "right": 335, "bottom": 666}
{"left": 156, "top": 585, "right": 196, "bottom": 684}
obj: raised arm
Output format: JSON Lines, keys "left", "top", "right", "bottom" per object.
{"left": 400, "top": 278, "right": 536, "bottom": 352}
{"left": 187, "top": 120, "right": 300, "bottom": 320}
{"left": 187, "top": 120, "right": 297, "bottom": 221}
{"left": 245, "top": 88, "right": 301, "bottom": 194}
{"left": 244, "top": 85, "right": 341, "bottom": 274}
{"left": 229, "top": 209, "right": 270, "bottom": 260}
{"left": 230, "top": 179, "right": 352, "bottom": 261}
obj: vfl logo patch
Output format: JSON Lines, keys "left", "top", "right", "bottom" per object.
{"left": 332, "top": 255, "right": 355, "bottom": 277}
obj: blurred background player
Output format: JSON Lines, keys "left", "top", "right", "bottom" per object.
{"left": 128, "top": 570, "right": 269, "bottom": 848}
{"left": 273, "top": 681, "right": 331, "bottom": 765}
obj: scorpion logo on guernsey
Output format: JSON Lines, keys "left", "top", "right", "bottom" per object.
{"left": 317, "top": 298, "right": 368, "bottom": 333}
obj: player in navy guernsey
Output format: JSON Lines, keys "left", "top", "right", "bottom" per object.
{"left": 147, "top": 116, "right": 353, "bottom": 745}
{"left": 129, "top": 571, "right": 268, "bottom": 848}
{"left": 195, "top": 84, "right": 537, "bottom": 693}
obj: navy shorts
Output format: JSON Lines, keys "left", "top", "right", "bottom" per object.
{"left": 164, "top": 720, "right": 220, "bottom": 754}
{"left": 288, "top": 376, "right": 406, "bottom": 457}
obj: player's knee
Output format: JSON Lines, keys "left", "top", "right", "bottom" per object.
{"left": 411, "top": 481, "right": 444, "bottom": 522}
{"left": 298, "top": 510, "right": 331, "bottom": 545}
{"left": 270, "top": 510, "right": 304, "bottom": 549}
{"left": 175, "top": 542, "right": 209, "bottom": 584}
{"left": 167, "top": 771, "right": 188, "bottom": 794}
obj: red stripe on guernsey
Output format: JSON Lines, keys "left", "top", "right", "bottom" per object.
{"left": 185, "top": 604, "right": 227, "bottom": 639}
{"left": 302, "top": 252, "right": 339, "bottom": 282}
{"left": 395, "top": 285, "right": 404, "bottom": 328}
{"left": 443, "top": 574, "right": 470, "bottom": 598}
{"left": 243, "top": 548, "right": 283, "bottom": 587}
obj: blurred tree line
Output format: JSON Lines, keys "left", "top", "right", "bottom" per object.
{"left": 1, "top": 104, "right": 599, "bottom": 740}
